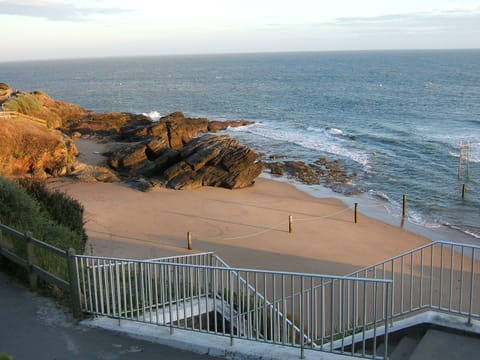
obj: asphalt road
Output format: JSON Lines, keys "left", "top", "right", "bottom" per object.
{"left": 0, "top": 270, "right": 220, "bottom": 360}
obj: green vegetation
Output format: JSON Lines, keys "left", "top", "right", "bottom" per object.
{"left": 0, "top": 176, "right": 86, "bottom": 255}
{"left": 18, "top": 178, "right": 86, "bottom": 243}
{"left": 0, "top": 352, "right": 13, "bottom": 360}
{"left": 2, "top": 92, "right": 42, "bottom": 114}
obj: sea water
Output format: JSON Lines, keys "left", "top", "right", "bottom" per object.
{"left": 2, "top": 50, "right": 479, "bottom": 242}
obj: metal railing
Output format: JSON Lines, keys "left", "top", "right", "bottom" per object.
{"left": 74, "top": 253, "right": 392, "bottom": 359}
{"left": 0, "top": 222, "right": 81, "bottom": 317}
{"left": 345, "top": 241, "right": 480, "bottom": 325}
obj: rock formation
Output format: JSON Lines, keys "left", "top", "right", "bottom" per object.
{"left": 1, "top": 89, "right": 86, "bottom": 128}
{"left": 263, "top": 158, "right": 360, "bottom": 194}
{"left": 0, "top": 83, "right": 355, "bottom": 193}
{"left": 0, "top": 116, "right": 78, "bottom": 178}
{"left": 102, "top": 112, "right": 262, "bottom": 190}
{"left": 0, "top": 83, "right": 12, "bottom": 102}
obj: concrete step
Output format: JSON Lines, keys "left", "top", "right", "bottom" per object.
{"left": 409, "top": 329, "right": 480, "bottom": 360}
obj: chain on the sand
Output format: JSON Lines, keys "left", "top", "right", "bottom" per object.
{"left": 223, "top": 205, "right": 354, "bottom": 240}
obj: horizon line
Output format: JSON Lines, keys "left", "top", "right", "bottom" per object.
{"left": 2, "top": 47, "right": 480, "bottom": 64}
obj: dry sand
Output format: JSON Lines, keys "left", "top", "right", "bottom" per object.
{"left": 49, "top": 138, "right": 431, "bottom": 276}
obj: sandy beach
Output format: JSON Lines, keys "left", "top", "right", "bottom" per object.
{"left": 49, "top": 138, "right": 431, "bottom": 276}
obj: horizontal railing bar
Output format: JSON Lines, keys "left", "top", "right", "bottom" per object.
{"left": 76, "top": 255, "right": 392, "bottom": 284}
{"left": 149, "top": 252, "right": 215, "bottom": 261}
{"left": 30, "top": 238, "right": 67, "bottom": 258}
{"left": 0, "top": 223, "right": 24, "bottom": 238}
{"left": 32, "top": 264, "right": 70, "bottom": 290}
{"left": 347, "top": 240, "right": 480, "bottom": 278}
{"left": 0, "top": 223, "right": 66, "bottom": 257}
{"left": 0, "top": 247, "right": 28, "bottom": 268}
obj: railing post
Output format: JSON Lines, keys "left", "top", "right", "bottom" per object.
{"left": 0, "top": 227, "right": 4, "bottom": 267}
{"left": 384, "top": 282, "right": 390, "bottom": 360}
{"left": 467, "top": 247, "right": 475, "bottom": 326}
{"left": 25, "top": 231, "right": 38, "bottom": 291}
{"left": 67, "top": 248, "right": 82, "bottom": 319}
{"left": 229, "top": 270, "right": 234, "bottom": 346}
{"left": 300, "top": 276, "right": 305, "bottom": 359}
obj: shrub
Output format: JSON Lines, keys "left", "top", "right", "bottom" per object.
{"left": 17, "top": 178, "right": 86, "bottom": 243}
{"left": 0, "top": 176, "right": 39, "bottom": 231}
{"left": 2, "top": 92, "right": 42, "bottom": 114}
{"left": 0, "top": 176, "right": 86, "bottom": 254}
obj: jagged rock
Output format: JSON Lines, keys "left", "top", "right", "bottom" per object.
{"left": 142, "top": 149, "right": 181, "bottom": 176}
{"left": 108, "top": 143, "right": 147, "bottom": 169}
{"left": 267, "top": 162, "right": 285, "bottom": 176}
{"left": 162, "top": 112, "right": 209, "bottom": 148}
{"left": 71, "top": 164, "right": 119, "bottom": 183}
{"left": 222, "top": 162, "right": 264, "bottom": 189}
{"left": 161, "top": 134, "right": 263, "bottom": 190}
{"left": 208, "top": 120, "right": 254, "bottom": 132}
{"left": 65, "top": 112, "right": 152, "bottom": 137}
{"left": 145, "top": 138, "right": 169, "bottom": 160}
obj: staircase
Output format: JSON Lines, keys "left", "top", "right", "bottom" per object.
{"left": 74, "top": 241, "right": 480, "bottom": 359}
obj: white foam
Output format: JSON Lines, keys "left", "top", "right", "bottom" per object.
{"left": 142, "top": 111, "right": 161, "bottom": 121}
{"left": 227, "top": 122, "right": 370, "bottom": 167}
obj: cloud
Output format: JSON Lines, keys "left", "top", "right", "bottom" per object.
{"left": 0, "top": 0, "right": 129, "bottom": 21}
{"left": 334, "top": 6, "right": 480, "bottom": 28}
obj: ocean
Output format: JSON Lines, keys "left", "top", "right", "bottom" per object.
{"left": 2, "top": 50, "right": 479, "bottom": 243}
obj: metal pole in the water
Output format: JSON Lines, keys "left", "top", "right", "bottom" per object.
{"left": 462, "top": 184, "right": 467, "bottom": 199}
{"left": 402, "top": 195, "right": 407, "bottom": 218}
{"left": 187, "top": 232, "right": 192, "bottom": 250}
{"left": 289, "top": 215, "right": 293, "bottom": 233}
{"left": 354, "top": 203, "right": 358, "bottom": 224}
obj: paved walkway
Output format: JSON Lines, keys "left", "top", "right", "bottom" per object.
{"left": 0, "top": 270, "right": 219, "bottom": 360}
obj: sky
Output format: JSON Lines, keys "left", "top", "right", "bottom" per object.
{"left": 1, "top": 0, "right": 480, "bottom": 61}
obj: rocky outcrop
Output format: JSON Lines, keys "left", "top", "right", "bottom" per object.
{"left": 0, "top": 116, "right": 78, "bottom": 178}
{"left": 63, "top": 112, "right": 152, "bottom": 137}
{"left": 0, "top": 85, "right": 260, "bottom": 191}
{"left": 110, "top": 134, "right": 263, "bottom": 190}
{"left": 0, "top": 82, "right": 12, "bottom": 102}
{"left": 264, "top": 158, "right": 360, "bottom": 194}
{"left": 2, "top": 88, "right": 86, "bottom": 128}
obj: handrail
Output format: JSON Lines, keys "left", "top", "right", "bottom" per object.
{"left": 75, "top": 253, "right": 391, "bottom": 359}
{"left": 345, "top": 240, "right": 480, "bottom": 324}
{"left": 212, "top": 254, "right": 315, "bottom": 347}
{"left": 0, "top": 111, "right": 47, "bottom": 126}
{"left": 0, "top": 222, "right": 72, "bottom": 290}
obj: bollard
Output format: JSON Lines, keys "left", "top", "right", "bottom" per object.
{"left": 187, "top": 231, "right": 192, "bottom": 250}
{"left": 402, "top": 194, "right": 407, "bottom": 218}
{"left": 288, "top": 215, "right": 293, "bottom": 233}
{"left": 354, "top": 203, "right": 358, "bottom": 224}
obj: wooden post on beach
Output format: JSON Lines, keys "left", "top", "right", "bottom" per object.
{"left": 288, "top": 215, "right": 293, "bottom": 233}
{"left": 462, "top": 184, "right": 467, "bottom": 199}
{"left": 187, "top": 232, "right": 192, "bottom": 250}
{"left": 402, "top": 195, "right": 407, "bottom": 218}
{"left": 354, "top": 203, "right": 358, "bottom": 224}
